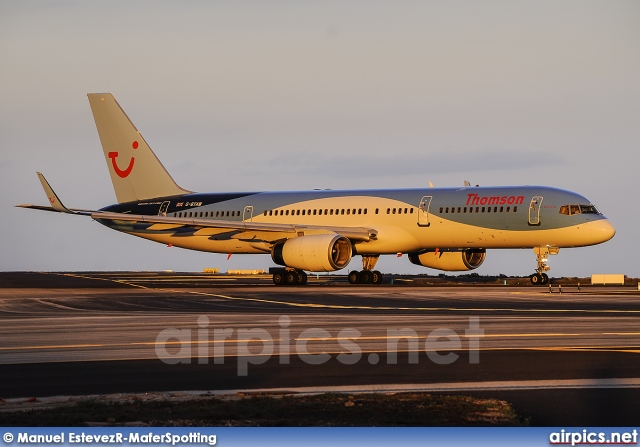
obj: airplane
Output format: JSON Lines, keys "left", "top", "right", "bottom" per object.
{"left": 18, "top": 93, "right": 616, "bottom": 286}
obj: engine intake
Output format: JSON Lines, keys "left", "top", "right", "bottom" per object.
{"left": 272, "top": 234, "right": 353, "bottom": 272}
{"left": 408, "top": 249, "right": 486, "bottom": 271}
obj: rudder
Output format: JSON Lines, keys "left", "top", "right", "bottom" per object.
{"left": 87, "top": 93, "right": 190, "bottom": 203}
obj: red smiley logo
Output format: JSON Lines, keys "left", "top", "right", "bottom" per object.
{"left": 108, "top": 141, "right": 138, "bottom": 178}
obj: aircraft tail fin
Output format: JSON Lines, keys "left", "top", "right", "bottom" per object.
{"left": 87, "top": 93, "right": 191, "bottom": 203}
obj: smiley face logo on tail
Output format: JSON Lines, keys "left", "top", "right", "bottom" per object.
{"left": 108, "top": 141, "right": 138, "bottom": 178}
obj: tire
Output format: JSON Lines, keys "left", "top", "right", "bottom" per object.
{"left": 285, "top": 271, "right": 299, "bottom": 285}
{"left": 297, "top": 270, "right": 308, "bottom": 285}
{"left": 371, "top": 270, "right": 383, "bottom": 285}
{"left": 360, "top": 270, "right": 373, "bottom": 284}
{"left": 348, "top": 270, "right": 360, "bottom": 284}
{"left": 273, "top": 272, "right": 285, "bottom": 286}
{"left": 530, "top": 273, "right": 542, "bottom": 285}
{"left": 541, "top": 273, "right": 549, "bottom": 285}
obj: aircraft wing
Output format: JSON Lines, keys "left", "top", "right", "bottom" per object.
{"left": 18, "top": 172, "right": 377, "bottom": 243}
{"left": 91, "top": 211, "right": 377, "bottom": 242}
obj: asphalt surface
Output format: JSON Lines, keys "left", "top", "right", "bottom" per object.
{"left": 1, "top": 271, "right": 640, "bottom": 426}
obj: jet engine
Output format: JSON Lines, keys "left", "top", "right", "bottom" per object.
{"left": 271, "top": 234, "right": 353, "bottom": 272}
{"left": 408, "top": 249, "right": 486, "bottom": 271}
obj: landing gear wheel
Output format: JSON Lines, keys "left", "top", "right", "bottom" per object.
{"left": 540, "top": 273, "right": 549, "bottom": 285}
{"left": 297, "top": 270, "right": 308, "bottom": 285}
{"left": 371, "top": 270, "right": 383, "bottom": 285}
{"left": 530, "top": 273, "right": 543, "bottom": 285}
{"left": 359, "top": 270, "right": 373, "bottom": 284}
{"left": 273, "top": 272, "right": 285, "bottom": 286}
{"left": 348, "top": 270, "right": 360, "bottom": 284}
{"left": 284, "top": 270, "right": 299, "bottom": 285}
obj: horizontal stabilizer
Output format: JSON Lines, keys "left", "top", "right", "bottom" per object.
{"left": 37, "top": 172, "right": 72, "bottom": 213}
{"left": 16, "top": 173, "right": 92, "bottom": 216}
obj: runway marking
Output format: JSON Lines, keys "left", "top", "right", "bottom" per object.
{"left": 3, "top": 336, "right": 640, "bottom": 352}
{"left": 204, "top": 378, "right": 640, "bottom": 395}
{"left": 51, "top": 272, "right": 640, "bottom": 315}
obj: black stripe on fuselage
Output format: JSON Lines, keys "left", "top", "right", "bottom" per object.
{"left": 99, "top": 192, "right": 261, "bottom": 215}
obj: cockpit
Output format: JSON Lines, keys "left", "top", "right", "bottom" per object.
{"left": 559, "top": 204, "right": 600, "bottom": 216}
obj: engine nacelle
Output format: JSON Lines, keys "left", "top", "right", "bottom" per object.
{"left": 271, "top": 234, "right": 353, "bottom": 272}
{"left": 408, "top": 249, "right": 486, "bottom": 271}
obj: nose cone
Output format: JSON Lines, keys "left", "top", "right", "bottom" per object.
{"left": 590, "top": 218, "right": 616, "bottom": 244}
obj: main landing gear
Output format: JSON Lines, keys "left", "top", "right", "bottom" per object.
{"left": 348, "top": 255, "right": 383, "bottom": 285}
{"left": 272, "top": 269, "right": 307, "bottom": 286}
{"left": 529, "top": 246, "right": 559, "bottom": 286}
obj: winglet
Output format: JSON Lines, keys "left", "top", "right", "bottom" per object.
{"left": 36, "top": 172, "right": 74, "bottom": 213}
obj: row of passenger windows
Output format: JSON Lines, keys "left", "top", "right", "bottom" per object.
{"left": 559, "top": 204, "right": 599, "bottom": 215}
{"left": 440, "top": 206, "right": 518, "bottom": 214}
{"left": 173, "top": 206, "right": 519, "bottom": 219}
{"left": 173, "top": 211, "right": 240, "bottom": 218}
{"left": 265, "top": 208, "right": 370, "bottom": 216}
{"left": 174, "top": 207, "right": 417, "bottom": 219}
{"left": 264, "top": 207, "right": 423, "bottom": 216}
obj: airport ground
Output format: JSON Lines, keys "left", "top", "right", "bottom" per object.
{"left": 1, "top": 271, "right": 639, "bottom": 426}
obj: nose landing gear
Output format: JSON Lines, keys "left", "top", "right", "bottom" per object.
{"left": 530, "top": 246, "right": 559, "bottom": 285}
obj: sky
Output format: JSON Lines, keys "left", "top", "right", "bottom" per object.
{"left": 1, "top": 1, "right": 639, "bottom": 277}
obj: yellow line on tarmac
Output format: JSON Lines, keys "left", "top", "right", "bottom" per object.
{"left": 52, "top": 273, "right": 640, "bottom": 315}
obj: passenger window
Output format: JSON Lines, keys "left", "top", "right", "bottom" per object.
{"left": 513, "top": 206, "right": 517, "bottom": 212}
{"left": 364, "top": 209, "right": 367, "bottom": 214}
{"left": 439, "top": 207, "right": 443, "bottom": 213}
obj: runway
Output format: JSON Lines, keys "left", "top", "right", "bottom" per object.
{"left": 1, "top": 271, "right": 640, "bottom": 425}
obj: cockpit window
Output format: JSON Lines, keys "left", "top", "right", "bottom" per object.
{"left": 580, "top": 205, "right": 599, "bottom": 214}
{"left": 559, "top": 204, "right": 600, "bottom": 216}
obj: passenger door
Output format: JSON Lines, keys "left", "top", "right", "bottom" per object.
{"left": 158, "top": 201, "right": 170, "bottom": 216}
{"left": 528, "top": 196, "right": 543, "bottom": 226}
{"left": 243, "top": 206, "right": 254, "bottom": 222}
{"left": 418, "top": 195, "right": 432, "bottom": 227}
